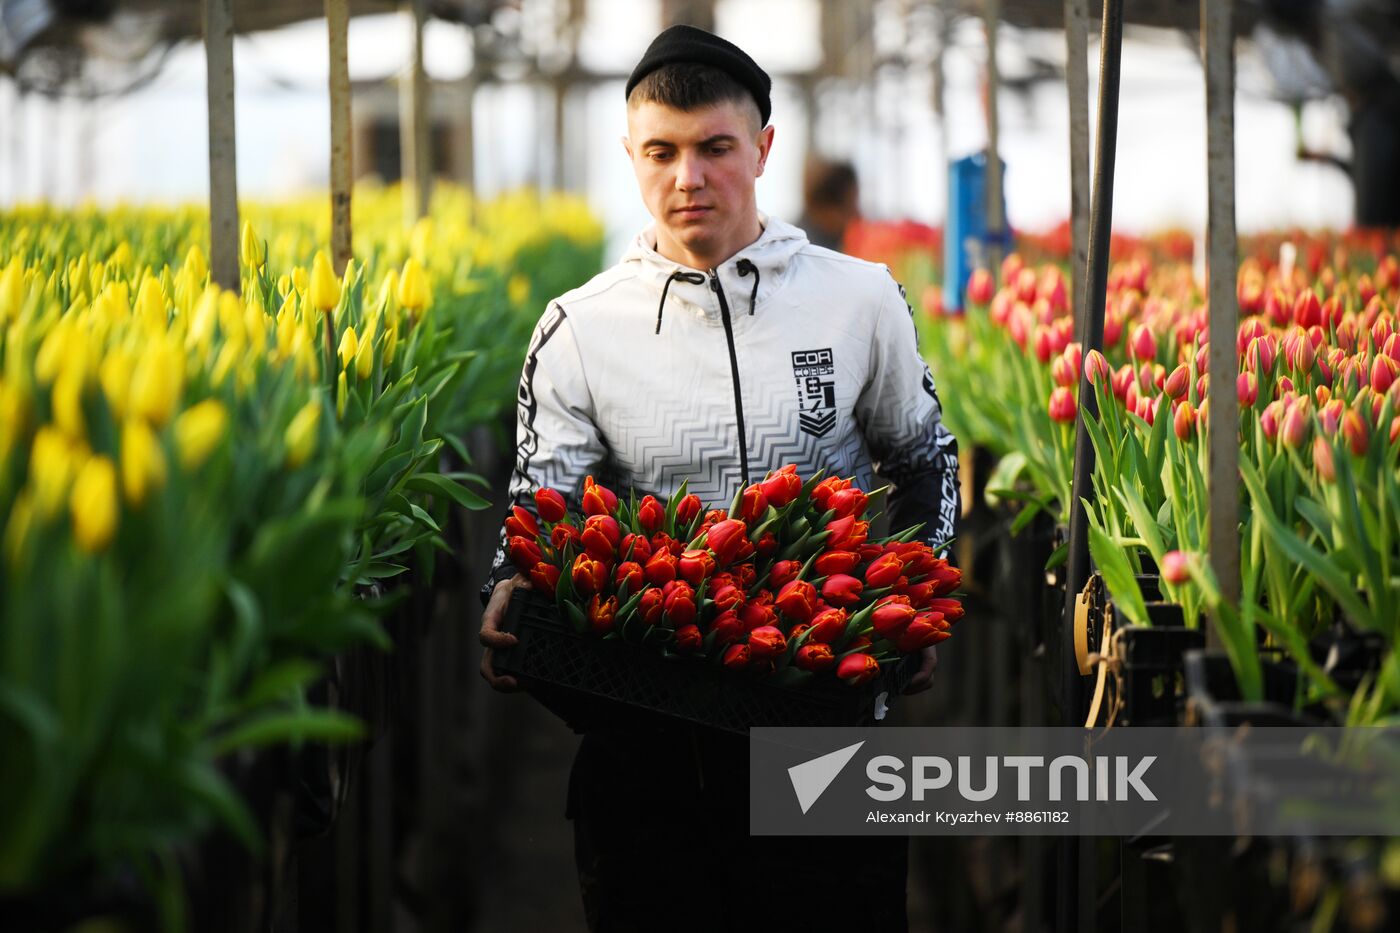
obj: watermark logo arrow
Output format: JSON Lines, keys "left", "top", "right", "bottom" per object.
{"left": 788, "top": 741, "right": 865, "bottom": 814}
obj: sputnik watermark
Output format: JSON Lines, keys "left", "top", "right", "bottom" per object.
{"left": 750, "top": 727, "right": 1400, "bottom": 837}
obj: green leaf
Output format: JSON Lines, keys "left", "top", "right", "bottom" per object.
{"left": 405, "top": 473, "right": 489, "bottom": 510}
{"left": 212, "top": 709, "right": 364, "bottom": 757}
{"left": 1086, "top": 516, "right": 1150, "bottom": 627}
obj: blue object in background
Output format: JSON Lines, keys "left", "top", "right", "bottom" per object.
{"left": 943, "top": 151, "right": 1010, "bottom": 314}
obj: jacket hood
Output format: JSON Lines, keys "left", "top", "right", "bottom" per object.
{"left": 620, "top": 213, "right": 808, "bottom": 323}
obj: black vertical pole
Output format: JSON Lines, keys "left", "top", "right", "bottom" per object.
{"left": 1058, "top": 0, "right": 1123, "bottom": 930}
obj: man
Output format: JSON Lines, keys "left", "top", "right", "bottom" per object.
{"left": 478, "top": 24, "right": 959, "bottom": 932}
{"left": 797, "top": 158, "right": 861, "bottom": 251}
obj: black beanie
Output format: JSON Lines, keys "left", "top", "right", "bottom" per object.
{"left": 625, "top": 24, "right": 772, "bottom": 126}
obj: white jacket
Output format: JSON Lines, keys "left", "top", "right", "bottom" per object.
{"left": 485, "top": 215, "right": 959, "bottom": 590}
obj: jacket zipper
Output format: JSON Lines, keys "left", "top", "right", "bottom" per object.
{"left": 709, "top": 268, "right": 751, "bottom": 486}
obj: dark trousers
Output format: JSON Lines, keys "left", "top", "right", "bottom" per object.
{"left": 567, "top": 728, "right": 909, "bottom": 933}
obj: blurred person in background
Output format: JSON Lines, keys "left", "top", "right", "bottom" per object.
{"left": 477, "top": 23, "right": 959, "bottom": 933}
{"left": 797, "top": 158, "right": 861, "bottom": 252}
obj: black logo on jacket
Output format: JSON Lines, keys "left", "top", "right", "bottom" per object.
{"left": 792, "top": 348, "right": 836, "bottom": 438}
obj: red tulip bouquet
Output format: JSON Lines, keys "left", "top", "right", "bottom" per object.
{"left": 502, "top": 465, "right": 964, "bottom": 688}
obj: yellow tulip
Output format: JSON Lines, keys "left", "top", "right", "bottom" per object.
{"left": 31, "top": 426, "right": 79, "bottom": 518}
{"left": 100, "top": 347, "right": 133, "bottom": 419}
{"left": 34, "top": 321, "right": 70, "bottom": 385}
{"left": 187, "top": 285, "right": 219, "bottom": 354}
{"left": 0, "top": 379, "right": 27, "bottom": 466}
{"left": 70, "top": 455, "right": 118, "bottom": 553}
{"left": 409, "top": 217, "right": 434, "bottom": 260}
{"left": 309, "top": 250, "right": 341, "bottom": 312}
{"left": 129, "top": 338, "right": 183, "bottom": 426}
{"left": 508, "top": 274, "right": 530, "bottom": 308}
{"left": 382, "top": 321, "right": 399, "bottom": 365}
{"left": 174, "top": 398, "right": 228, "bottom": 469}
{"left": 376, "top": 269, "right": 399, "bottom": 314}
{"left": 240, "top": 221, "right": 265, "bottom": 269}
{"left": 355, "top": 333, "right": 374, "bottom": 380}
{"left": 0, "top": 259, "right": 24, "bottom": 323}
{"left": 120, "top": 418, "right": 166, "bottom": 506}
{"left": 338, "top": 325, "right": 358, "bottom": 370}
{"left": 135, "top": 275, "right": 167, "bottom": 328}
{"left": 51, "top": 368, "right": 86, "bottom": 440}
{"left": 109, "top": 241, "right": 133, "bottom": 271}
{"left": 397, "top": 258, "right": 430, "bottom": 311}
{"left": 182, "top": 243, "right": 208, "bottom": 284}
{"left": 291, "top": 266, "right": 308, "bottom": 295}
{"left": 284, "top": 399, "right": 321, "bottom": 468}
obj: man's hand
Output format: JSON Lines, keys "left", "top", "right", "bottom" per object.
{"left": 479, "top": 574, "right": 530, "bottom": 692}
{"left": 902, "top": 645, "right": 938, "bottom": 695}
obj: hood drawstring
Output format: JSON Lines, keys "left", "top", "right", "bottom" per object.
{"left": 656, "top": 269, "right": 706, "bottom": 335}
{"left": 737, "top": 258, "right": 760, "bottom": 315}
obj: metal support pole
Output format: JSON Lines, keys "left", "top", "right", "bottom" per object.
{"left": 1058, "top": 1, "right": 1123, "bottom": 930}
{"left": 401, "top": 0, "right": 431, "bottom": 225}
{"left": 1065, "top": 0, "right": 1091, "bottom": 330}
{"left": 983, "top": 0, "right": 1005, "bottom": 272}
{"left": 327, "top": 0, "right": 353, "bottom": 274}
{"left": 203, "top": 0, "right": 240, "bottom": 292}
{"left": 1204, "top": 0, "right": 1240, "bottom": 618}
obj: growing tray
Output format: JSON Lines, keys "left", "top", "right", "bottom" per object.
{"left": 492, "top": 588, "right": 918, "bottom": 736}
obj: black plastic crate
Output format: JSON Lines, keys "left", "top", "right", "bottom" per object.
{"left": 493, "top": 588, "right": 918, "bottom": 736}
{"left": 1116, "top": 615, "right": 1205, "bottom": 727}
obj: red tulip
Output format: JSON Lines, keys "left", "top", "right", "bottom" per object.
{"left": 1164, "top": 364, "right": 1190, "bottom": 400}
{"left": 581, "top": 476, "right": 617, "bottom": 516}
{"left": 675, "top": 493, "right": 702, "bottom": 526}
{"left": 712, "top": 609, "right": 745, "bottom": 644}
{"left": 644, "top": 549, "right": 677, "bottom": 586}
{"left": 587, "top": 595, "right": 618, "bottom": 635}
{"left": 534, "top": 487, "right": 567, "bottom": 523}
{"left": 1313, "top": 436, "right": 1337, "bottom": 482}
{"left": 678, "top": 548, "right": 716, "bottom": 585}
{"left": 824, "top": 515, "right": 869, "bottom": 552}
{"left": 775, "top": 579, "right": 818, "bottom": 622}
{"left": 747, "top": 625, "right": 787, "bottom": 659}
{"left": 1129, "top": 324, "right": 1157, "bottom": 362}
{"left": 794, "top": 642, "right": 836, "bottom": 672}
{"left": 1372, "top": 356, "right": 1398, "bottom": 395}
{"left": 897, "top": 615, "right": 951, "bottom": 652}
{"left": 571, "top": 554, "right": 609, "bottom": 597}
{"left": 1049, "top": 386, "right": 1077, "bottom": 424}
{"left": 550, "top": 522, "right": 582, "bottom": 551}
{"left": 674, "top": 624, "right": 703, "bottom": 652}
{"left": 814, "top": 550, "right": 861, "bottom": 576}
{"left": 1342, "top": 409, "right": 1370, "bottom": 457}
{"left": 1288, "top": 330, "right": 1316, "bottom": 374}
{"left": 620, "top": 533, "right": 652, "bottom": 565}
{"left": 1161, "top": 550, "right": 1190, "bottom": 585}
{"left": 836, "top": 653, "right": 880, "bottom": 686}
{"left": 864, "top": 552, "right": 905, "bottom": 588}
{"left": 504, "top": 505, "right": 540, "bottom": 540}
{"left": 530, "top": 562, "right": 560, "bottom": 591}
{"left": 705, "top": 518, "right": 749, "bottom": 566}
{"left": 1033, "top": 325, "right": 1055, "bottom": 364}
{"left": 639, "top": 588, "right": 665, "bottom": 625}
{"left": 582, "top": 514, "right": 621, "bottom": 560}
{"left": 966, "top": 267, "right": 995, "bottom": 305}
{"left": 872, "top": 596, "right": 916, "bottom": 639}
{"left": 768, "top": 560, "right": 801, "bottom": 589}
{"left": 614, "top": 560, "right": 644, "bottom": 593}
{"left": 638, "top": 494, "right": 665, "bottom": 533}
{"left": 811, "top": 477, "right": 851, "bottom": 512}
{"left": 1318, "top": 399, "right": 1343, "bottom": 436}
{"left": 1237, "top": 317, "right": 1268, "bottom": 355}
{"left": 722, "top": 643, "right": 752, "bottom": 671}
{"left": 827, "top": 487, "right": 869, "bottom": 519}
{"left": 925, "top": 561, "right": 961, "bottom": 597}
{"left": 1260, "top": 400, "right": 1284, "bottom": 441}
{"left": 651, "top": 532, "right": 684, "bottom": 556}
{"left": 1281, "top": 401, "right": 1311, "bottom": 449}
{"left": 1237, "top": 371, "right": 1258, "bottom": 407}
{"left": 808, "top": 607, "right": 849, "bottom": 643}
{"left": 508, "top": 536, "right": 544, "bottom": 571}
{"left": 737, "top": 485, "right": 769, "bottom": 523}
{"left": 1294, "top": 289, "right": 1323, "bottom": 329}
{"left": 740, "top": 599, "right": 777, "bottom": 632}
{"left": 924, "top": 597, "right": 964, "bottom": 623}
{"left": 759, "top": 465, "right": 802, "bottom": 507}
{"left": 821, "top": 573, "right": 864, "bottom": 609}
{"left": 1173, "top": 401, "right": 1197, "bottom": 441}
{"left": 663, "top": 581, "right": 697, "bottom": 628}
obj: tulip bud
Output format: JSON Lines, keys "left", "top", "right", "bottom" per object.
{"left": 759, "top": 465, "right": 802, "bottom": 507}
{"left": 807, "top": 607, "right": 849, "bottom": 644}
{"left": 639, "top": 589, "right": 665, "bottom": 626}
{"left": 309, "top": 250, "right": 341, "bottom": 313}
{"left": 1173, "top": 401, "right": 1197, "bottom": 441}
{"left": 769, "top": 559, "right": 801, "bottom": 589}
{"left": 821, "top": 573, "right": 864, "bottom": 609}
{"left": 1129, "top": 324, "right": 1157, "bottom": 362}
{"left": 1280, "top": 402, "right": 1310, "bottom": 449}
{"left": 70, "top": 455, "right": 118, "bottom": 553}
{"left": 1312, "top": 436, "right": 1337, "bottom": 482}
{"left": 1237, "top": 371, "right": 1258, "bottom": 407}
{"left": 864, "top": 551, "right": 906, "bottom": 588}
{"left": 120, "top": 418, "right": 166, "bottom": 507}
{"left": 1082, "top": 349, "right": 1110, "bottom": 387}
{"left": 814, "top": 550, "right": 860, "bottom": 576}
{"left": 1164, "top": 364, "right": 1190, "bottom": 400}
{"left": 677, "top": 548, "right": 716, "bottom": 585}
{"left": 1260, "top": 400, "right": 1284, "bottom": 441}
{"left": 1294, "top": 289, "right": 1322, "bottom": 328}
{"left": 966, "top": 268, "right": 995, "bottom": 306}
{"left": 722, "top": 643, "right": 752, "bottom": 671}
{"left": 747, "top": 625, "right": 787, "bottom": 660}
{"left": 174, "top": 398, "right": 228, "bottom": 470}
{"left": 530, "top": 561, "right": 561, "bottom": 591}
{"left": 571, "top": 554, "right": 608, "bottom": 597}
{"left": 1342, "top": 409, "right": 1370, "bottom": 457}
{"left": 1318, "top": 399, "right": 1343, "bottom": 436}
{"left": 398, "top": 257, "right": 431, "bottom": 311}
{"left": 240, "top": 221, "right": 265, "bottom": 269}
{"left": 284, "top": 399, "right": 321, "bottom": 468}
{"left": 674, "top": 624, "right": 703, "bottom": 653}
{"left": 644, "top": 549, "right": 678, "bottom": 586}
{"left": 1048, "top": 386, "right": 1077, "bottom": 424}
{"left": 826, "top": 487, "right": 869, "bottom": 519}
{"left": 506, "top": 505, "right": 541, "bottom": 540}
{"left": 775, "top": 579, "right": 818, "bottom": 622}
{"left": 586, "top": 594, "right": 618, "bottom": 634}
{"left": 1289, "top": 329, "right": 1315, "bottom": 374}
{"left": 675, "top": 493, "right": 702, "bottom": 526}
{"left": 871, "top": 596, "right": 917, "bottom": 639}
{"left": 836, "top": 653, "right": 881, "bottom": 686}
{"left": 705, "top": 518, "right": 749, "bottom": 566}
{"left": 581, "top": 476, "right": 618, "bottom": 516}
{"left": 615, "top": 560, "right": 644, "bottom": 593}
{"left": 1161, "top": 550, "right": 1191, "bottom": 585}
{"left": 663, "top": 581, "right": 697, "bottom": 628}
{"left": 1372, "top": 356, "right": 1398, "bottom": 396}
